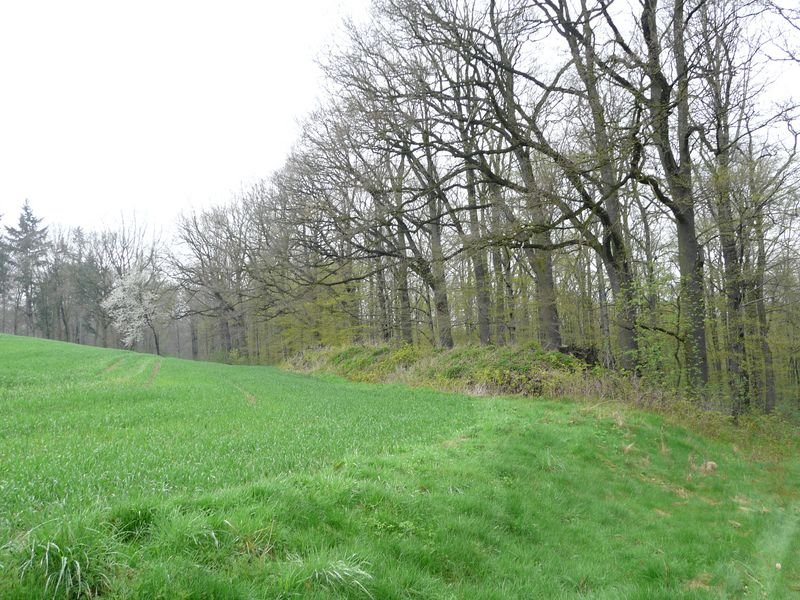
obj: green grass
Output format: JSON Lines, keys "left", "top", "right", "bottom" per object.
{"left": 1, "top": 335, "right": 798, "bottom": 598}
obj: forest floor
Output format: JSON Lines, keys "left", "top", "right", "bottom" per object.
{"left": 1, "top": 335, "right": 798, "bottom": 598}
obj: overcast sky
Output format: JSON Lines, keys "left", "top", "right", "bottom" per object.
{"left": 0, "top": 0, "right": 369, "bottom": 235}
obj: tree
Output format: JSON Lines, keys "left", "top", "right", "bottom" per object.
{"left": 173, "top": 201, "right": 256, "bottom": 357}
{"left": 0, "top": 213, "right": 9, "bottom": 332}
{"left": 102, "top": 268, "right": 172, "bottom": 355}
{"left": 5, "top": 200, "right": 49, "bottom": 335}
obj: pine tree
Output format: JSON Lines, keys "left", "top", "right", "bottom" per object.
{"left": 5, "top": 201, "right": 49, "bottom": 335}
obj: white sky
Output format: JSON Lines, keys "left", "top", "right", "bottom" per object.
{"left": 0, "top": 0, "right": 369, "bottom": 235}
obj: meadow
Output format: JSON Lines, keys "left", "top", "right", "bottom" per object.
{"left": 0, "top": 334, "right": 798, "bottom": 598}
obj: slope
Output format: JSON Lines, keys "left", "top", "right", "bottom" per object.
{"left": 0, "top": 335, "right": 797, "bottom": 598}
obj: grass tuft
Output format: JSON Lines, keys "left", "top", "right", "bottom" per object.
{"left": 310, "top": 555, "right": 374, "bottom": 598}
{"left": 282, "top": 552, "right": 374, "bottom": 599}
{"left": 17, "top": 519, "right": 117, "bottom": 599}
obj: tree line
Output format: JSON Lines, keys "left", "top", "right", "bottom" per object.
{"left": 2, "top": 0, "right": 799, "bottom": 414}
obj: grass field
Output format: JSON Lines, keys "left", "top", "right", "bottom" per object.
{"left": 1, "top": 335, "right": 798, "bottom": 598}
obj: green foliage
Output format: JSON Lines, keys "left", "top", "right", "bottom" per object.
{"left": 297, "top": 344, "right": 421, "bottom": 383}
{"left": 294, "top": 342, "right": 589, "bottom": 398}
{"left": 1, "top": 335, "right": 799, "bottom": 598}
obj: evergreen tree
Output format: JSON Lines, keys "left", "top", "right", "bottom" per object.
{"left": 0, "top": 214, "right": 10, "bottom": 332}
{"left": 5, "top": 201, "right": 49, "bottom": 335}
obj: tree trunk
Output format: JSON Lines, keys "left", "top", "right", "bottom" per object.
{"left": 717, "top": 202, "right": 748, "bottom": 413}
{"left": 527, "top": 243, "right": 561, "bottom": 351}
{"left": 754, "top": 210, "right": 776, "bottom": 412}
{"left": 429, "top": 209, "right": 454, "bottom": 348}
{"left": 59, "top": 299, "right": 70, "bottom": 342}
{"left": 675, "top": 210, "right": 709, "bottom": 390}
{"left": 376, "top": 263, "right": 391, "bottom": 342}
{"left": 561, "top": 0, "right": 638, "bottom": 369}
{"left": 396, "top": 256, "right": 414, "bottom": 344}
{"left": 219, "top": 317, "right": 232, "bottom": 354}
{"left": 503, "top": 249, "right": 516, "bottom": 344}
{"left": 513, "top": 155, "right": 561, "bottom": 350}
{"left": 596, "top": 253, "right": 613, "bottom": 368}
{"left": 463, "top": 144, "right": 491, "bottom": 345}
{"left": 601, "top": 252, "right": 639, "bottom": 372}
{"left": 468, "top": 201, "right": 492, "bottom": 345}
{"left": 492, "top": 246, "right": 507, "bottom": 346}
{"left": 150, "top": 323, "right": 161, "bottom": 356}
{"left": 641, "top": 0, "right": 708, "bottom": 392}
{"left": 190, "top": 317, "right": 199, "bottom": 359}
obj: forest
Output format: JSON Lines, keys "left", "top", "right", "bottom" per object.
{"left": 2, "top": 0, "right": 799, "bottom": 416}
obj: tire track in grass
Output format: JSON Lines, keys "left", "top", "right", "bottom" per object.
{"left": 231, "top": 383, "right": 258, "bottom": 406}
{"left": 101, "top": 356, "right": 124, "bottom": 375}
{"left": 147, "top": 360, "right": 162, "bottom": 386}
{"left": 104, "top": 355, "right": 157, "bottom": 386}
{"left": 128, "top": 356, "right": 156, "bottom": 384}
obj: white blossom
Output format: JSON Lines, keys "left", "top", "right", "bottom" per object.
{"left": 102, "top": 269, "right": 169, "bottom": 351}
